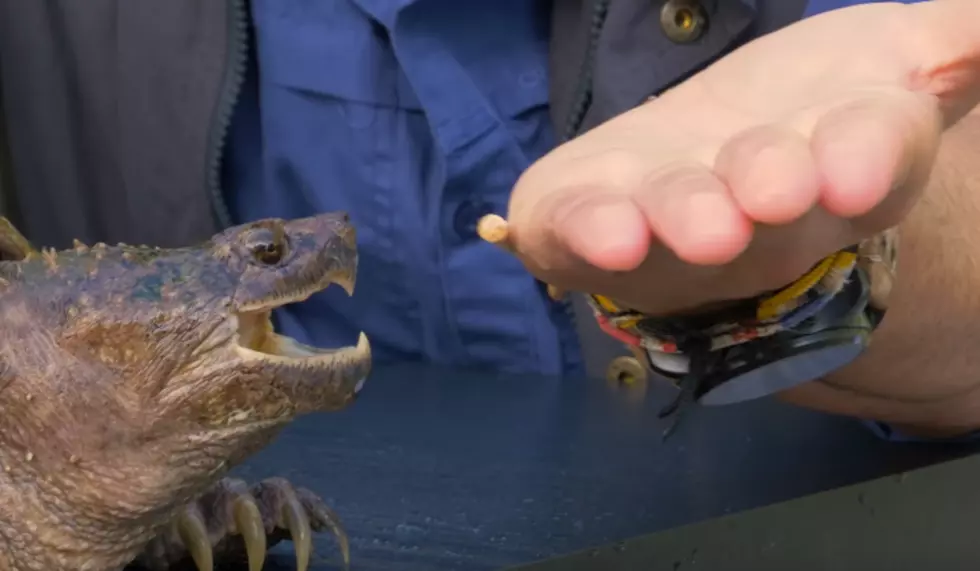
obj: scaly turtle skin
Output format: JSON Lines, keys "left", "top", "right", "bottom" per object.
{"left": 0, "top": 213, "right": 372, "bottom": 571}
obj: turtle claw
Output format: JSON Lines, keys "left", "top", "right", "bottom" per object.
{"left": 304, "top": 494, "right": 350, "bottom": 569}
{"left": 254, "top": 477, "right": 350, "bottom": 570}
{"left": 231, "top": 495, "right": 266, "bottom": 571}
{"left": 276, "top": 481, "right": 312, "bottom": 571}
{"left": 175, "top": 505, "right": 213, "bottom": 571}
{"left": 134, "top": 476, "right": 348, "bottom": 571}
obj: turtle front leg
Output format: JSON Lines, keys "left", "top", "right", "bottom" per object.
{"left": 132, "top": 477, "right": 349, "bottom": 571}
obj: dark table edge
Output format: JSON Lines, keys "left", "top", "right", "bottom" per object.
{"left": 508, "top": 450, "right": 980, "bottom": 571}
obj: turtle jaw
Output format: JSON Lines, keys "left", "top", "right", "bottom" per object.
{"left": 233, "top": 308, "right": 370, "bottom": 374}
{"left": 232, "top": 304, "right": 372, "bottom": 405}
{"left": 231, "top": 256, "right": 366, "bottom": 388}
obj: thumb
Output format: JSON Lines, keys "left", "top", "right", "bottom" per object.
{"left": 898, "top": 0, "right": 980, "bottom": 125}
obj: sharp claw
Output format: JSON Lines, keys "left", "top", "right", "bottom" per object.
{"left": 282, "top": 489, "right": 312, "bottom": 571}
{"left": 233, "top": 495, "right": 268, "bottom": 571}
{"left": 310, "top": 502, "right": 350, "bottom": 568}
{"left": 176, "top": 507, "right": 213, "bottom": 571}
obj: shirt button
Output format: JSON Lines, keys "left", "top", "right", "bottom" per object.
{"left": 660, "top": 0, "right": 708, "bottom": 43}
{"left": 452, "top": 200, "right": 495, "bottom": 240}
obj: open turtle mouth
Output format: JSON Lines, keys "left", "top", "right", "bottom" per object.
{"left": 231, "top": 276, "right": 371, "bottom": 394}
{"left": 235, "top": 309, "right": 369, "bottom": 360}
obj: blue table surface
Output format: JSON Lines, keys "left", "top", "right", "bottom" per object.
{"left": 228, "top": 364, "right": 977, "bottom": 571}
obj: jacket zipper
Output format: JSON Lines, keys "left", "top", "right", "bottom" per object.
{"left": 206, "top": 0, "right": 250, "bottom": 230}
{"left": 561, "top": 0, "right": 610, "bottom": 142}
{"left": 555, "top": 0, "right": 611, "bottom": 375}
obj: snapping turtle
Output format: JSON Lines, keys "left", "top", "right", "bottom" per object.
{"left": 0, "top": 213, "right": 372, "bottom": 571}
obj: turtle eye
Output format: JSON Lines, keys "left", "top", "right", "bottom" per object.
{"left": 245, "top": 226, "right": 289, "bottom": 266}
{"left": 253, "top": 241, "right": 285, "bottom": 265}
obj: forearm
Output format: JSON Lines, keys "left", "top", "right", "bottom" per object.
{"left": 779, "top": 107, "right": 980, "bottom": 437}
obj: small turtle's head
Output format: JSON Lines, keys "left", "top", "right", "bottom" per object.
{"left": 211, "top": 212, "right": 372, "bottom": 417}
{"left": 0, "top": 213, "right": 371, "bottom": 445}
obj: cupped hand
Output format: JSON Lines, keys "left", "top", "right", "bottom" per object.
{"left": 504, "top": 0, "right": 980, "bottom": 315}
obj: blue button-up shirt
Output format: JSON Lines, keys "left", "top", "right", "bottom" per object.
{"left": 223, "top": 0, "right": 920, "bottom": 376}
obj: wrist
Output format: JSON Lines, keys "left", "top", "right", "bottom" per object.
{"left": 588, "top": 230, "right": 896, "bottom": 421}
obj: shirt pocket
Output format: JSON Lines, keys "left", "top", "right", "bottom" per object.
{"left": 248, "top": 2, "right": 425, "bottom": 220}
{"left": 441, "top": 1, "right": 554, "bottom": 124}
{"left": 253, "top": 0, "right": 422, "bottom": 113}
{"left": 483, "top": 52, "right": 552, "bottom": 126}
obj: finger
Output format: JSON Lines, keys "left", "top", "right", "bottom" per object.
{"left": 632, "top": 163, "right": 753, "bottom": 265}
{"left": 714, "top": 125, "right": 821, "bottom": 225}
{"left": 547, "top": 191, "right": 652, "bottom": 272}
{"left": 904, "top": 0, "right": 980, "bottom": 124}
{"left": 506, "top": 145, "right": 655, "bottom": 275}
{"left": 810, "top": 91, "right": 938, "bottom": 220}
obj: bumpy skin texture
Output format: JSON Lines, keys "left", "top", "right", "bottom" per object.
{"left": 0, "top": 214, "right": 371, "bottom": 571}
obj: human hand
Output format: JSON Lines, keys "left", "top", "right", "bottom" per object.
{"left": 496, "top": 0, "right": 980, "bottom": 316}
